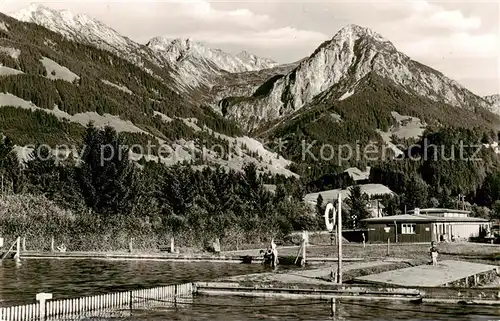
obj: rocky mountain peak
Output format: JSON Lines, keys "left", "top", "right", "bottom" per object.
{"left": 146, "top": 36, "right": 277, "bottom": 73}
{"left": 334, "top": 24, "right": 388, "bottom": 41}
{"left": 145, "top": 36, "right": 279, "bottom": 90}
{"left": 220, "top": 24, "right": 490, "bottom": 131}
{"left": 320, "top": 23, "right": 398, "bottom": 57}
{"left": 147, "top": 37, "right": 195, "bottom": 52}
{"left": 10, "top": 4, "right": 139, "bottom": 52}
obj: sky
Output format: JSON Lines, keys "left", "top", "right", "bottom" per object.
{"left": 0, "top": 0, "right": 498, "bottom": 96}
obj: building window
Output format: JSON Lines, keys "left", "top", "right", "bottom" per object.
{"left": 402, "top": 223, "right": 416, "bottom": 234}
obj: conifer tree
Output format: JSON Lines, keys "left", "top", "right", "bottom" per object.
{"left": 346, "top": 185, "right": 370, "bottom": 229}
{"left": 24, "top": 144, "right": 59, "bottom": 197}
{"left": 316, "top": 194, "right": 324, "bottom": 215}
{"left": 77, "top": 122, "right": 136, "bottom": 216}
{"left": 0, "top": 136, "right": 25, "bottom": 194}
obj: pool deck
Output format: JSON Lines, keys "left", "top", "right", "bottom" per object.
{"left": 18, "top": 250, "right": 364, "bottom": 264}
{"left": 354, "top": 260, "right": 499, "bottom": 287}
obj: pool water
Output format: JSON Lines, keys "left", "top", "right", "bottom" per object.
{"left": 0, "top": 259, "right": 266, "bottom": 305}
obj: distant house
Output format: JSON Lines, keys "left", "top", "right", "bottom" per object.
{"left": 304, "top": 183, "right": 394, "bottom": 207}
{"left": 344, "top": 167, "right": 371, "bottom": 184}
{"left": 263, "top": 184, "right": 277, "bottom": 194}
{"left": 366, "top": 200, "right": 385, "bottom": 218}
{"left": 361, "top": 208, "right": 490, "bottom": 243}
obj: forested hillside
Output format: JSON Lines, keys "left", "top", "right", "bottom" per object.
{"left": 0, "top": 126, "right": 313, "bottom": 250}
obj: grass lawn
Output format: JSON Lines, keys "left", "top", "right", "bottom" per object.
{"left": 295, "top": 242, "right": 500, "bottom": 265}
{"left": 226, "top": 242, "right": 500, "bottom": 266}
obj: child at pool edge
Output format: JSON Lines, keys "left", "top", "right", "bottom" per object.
{"left": 430, "top": 241, "right": 438, "bottom": 266}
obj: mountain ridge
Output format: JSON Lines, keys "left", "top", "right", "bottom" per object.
{"left": 146, "top": 36, "right": 279, "bottom": 90}
{"left": 146, "top": 37, "right": 278, "bottom": 73}
{"left": 10, "top": 4, "right": 280, "bottom": 93}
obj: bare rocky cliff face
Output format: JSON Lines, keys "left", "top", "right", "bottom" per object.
{"left": 206, "top": 62, "right": 299, "bottom": 108}
{"left": 485, "top": 94, "right": 500, "bottom": 115}
{"left": 219, "top": 24, "right": 493, "bottom": 132}
{"left": 146, "top": 37, "right": 279, "bottom": 91}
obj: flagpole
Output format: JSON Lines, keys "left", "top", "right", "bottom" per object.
{"left": 337, "top": 192, "right": 342, "bottom": 284}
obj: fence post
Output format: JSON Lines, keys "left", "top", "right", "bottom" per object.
{"left": 170, "top": 237, "right": 175, "bottom": 253}
{"left": 301, "top": 238, "right": 306, "bottom": 266}
{"left": 15, "top": 237, "right": 20, "bottom": 260}
{"left": 129, "top": 238, "right": 133, "bottom": 253}
{"left": 51, "top": 237, "right": 55, "bottom": 252}
{"left": 36, "top": 293, "right": 52, "bottom": 320}
{"left": 387, "top": 238, "right": 390, "bottom": 256}
{"left": 174, "top": 284, "right": 178, "bottom": 306}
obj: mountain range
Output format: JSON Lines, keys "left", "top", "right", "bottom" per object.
{"left": 12, "top": 4, "right": 278, "bottom": 91}
{"left": 2, "top": 4, "right": 500, "bottom": 177}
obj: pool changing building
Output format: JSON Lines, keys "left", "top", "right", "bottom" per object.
{"left": 361, "top": 208, "right": 490, "bottom": 243}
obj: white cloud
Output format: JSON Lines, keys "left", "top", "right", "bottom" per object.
{"left": 176, "top": 0, "right": 272, "bottom": 28}
{"left": 399, "top": 32, "right": 498, "bottom": 59}
{"left": 406, "top": 1, "right": 482, "bottom": 31}
{"left": 355, "top": 0, "right": 498, "bottom": 94}
{"left": 169, "top": 27, "right": 329, "bottom": 47}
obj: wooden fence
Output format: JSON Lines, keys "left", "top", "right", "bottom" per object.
{"left": 0, "top": 283, "right": 193, "bottom": 321}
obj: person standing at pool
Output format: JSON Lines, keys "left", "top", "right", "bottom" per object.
{"left": 271, "top": 239, "right": 278, "bottom": 268}
{"left": 430, "top": 241, "right": 438, "bottom": 266}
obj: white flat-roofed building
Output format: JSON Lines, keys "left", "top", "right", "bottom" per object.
{"left": 408, "top": 208, "right": 469, "bottom": 218}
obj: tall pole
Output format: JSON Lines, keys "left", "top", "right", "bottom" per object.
{"left": 458, "top": 194, "right": 465, "bottom": 210}
{"left": 337, "top": 193, "right": 342, "bottom": 284}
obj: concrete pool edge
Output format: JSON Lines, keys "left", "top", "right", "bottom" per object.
{"left": 18, "top": 251, "right": 366, "bottom": 264}
{"left": 194, "top": 282, "right": 500, "bottom": 305}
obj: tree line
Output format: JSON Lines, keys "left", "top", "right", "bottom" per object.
{"left": 0, "top": 122, "right": 316, "bottom": 251}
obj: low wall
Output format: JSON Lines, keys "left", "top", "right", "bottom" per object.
{"left": 194, "top": 282, "right": 500, "bottom": 304}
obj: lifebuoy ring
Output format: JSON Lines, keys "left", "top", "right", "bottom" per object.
{"left": 324, "top": 203, "right": 336, "bottom": 232}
